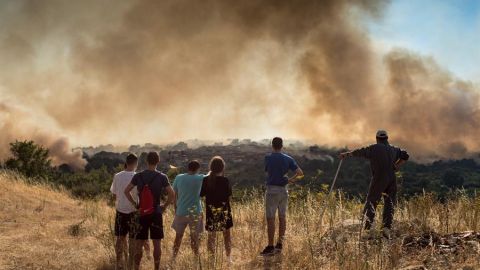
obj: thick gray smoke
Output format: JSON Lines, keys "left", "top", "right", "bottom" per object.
{"left": 384, "top": 50, "right": 480, "bottom": 160}
{"left": 0, "top": 0, "right": 478, "bottom": 162}
{"left": 0, "top": 103, "right": 86, "bottom": 169}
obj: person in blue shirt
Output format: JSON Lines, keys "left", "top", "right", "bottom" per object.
{"left": 261, "top": 137, "right": 304, "bottom": 255}
{"left": 171, "top": 160, "right": 205, "bottom": 261}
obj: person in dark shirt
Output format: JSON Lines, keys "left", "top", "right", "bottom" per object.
{"left": 261, "top": 137, "right": 303, "bottom": 256}
{"left": 124, "top": 152, "right": 175, "bottom": 270}
{"left": 200, "top": 156, "right": 233, "bottom": 263}
{"left": 340, "top": 130, "right": 409, "bottom": 238}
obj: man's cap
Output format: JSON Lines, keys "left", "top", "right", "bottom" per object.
{"left": 376, "top": 130, "right": 388, "bottom": 139}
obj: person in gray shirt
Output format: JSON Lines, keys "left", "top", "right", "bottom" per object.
{"left": 340, "top": 130, "right": 409, "bottom": 236}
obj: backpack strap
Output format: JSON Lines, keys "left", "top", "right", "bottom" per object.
{"left": 139, "top": 172, "right": 157, "bottom": 195}
{"left": 141, "top": 171, "right": 157, "bottom": 185}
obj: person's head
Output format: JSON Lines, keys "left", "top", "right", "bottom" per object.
{"left": 208, "top": 156, "right": 225, "bottom": 191}
{"left": 187, "top": 160, "right": 200, "bottom": 173}
{"left": 209, "top": 156, "right": 225, "bottom": 175}
{"left": 146, "top": 151, "right": 160, "bottom": 168}
{"left": 271, "top": 137, "right": 283, "bottom": 151}
{"left": 124, "top": 153, "right": 138, "bottom": 171}
{"left": 376, "top": 130, "right": 389, "bottom": 143}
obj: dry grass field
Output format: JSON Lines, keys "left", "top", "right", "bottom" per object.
{"left": 0, "top": 170, "right": 479, "bottom": 270}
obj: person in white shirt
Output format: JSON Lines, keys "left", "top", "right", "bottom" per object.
{"left": 110, "top": 153, "right": 138, "bottom": 269}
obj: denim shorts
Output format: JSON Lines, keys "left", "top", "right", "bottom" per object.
{"left": 265, "top": 185, "right": 288, "bottom": 219}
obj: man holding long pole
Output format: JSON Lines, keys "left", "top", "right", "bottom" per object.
{"left": 340, "top": 130, "right": 409, "bottom": 238}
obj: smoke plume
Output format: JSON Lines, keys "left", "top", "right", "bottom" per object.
{"left": 0, "top": 0, "right": 479, "bottom": 162}
{"left": 0, "top": 102, "right": 86, "bottom": 169}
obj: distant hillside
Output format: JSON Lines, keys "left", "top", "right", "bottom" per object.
{"left": 80, "top": 143, "right": 480, "bottom": 198}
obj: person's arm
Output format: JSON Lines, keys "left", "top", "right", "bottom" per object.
{"left": 287, "top": 157, "right": 304, "bottom": 184}
{"left": 264, "top": 155, "right": 268, "bottom": 172}
{"left": 124, "top": 183, "right": 138, "bottom": 209}
{"left": 394, "top": 159, "right": 406, "bottom": 170}
{"left": 339, "top": 151, "right": 353, "bottom": 159}
{"left": 160, "top": 185, "right": 175, "bottom": 210}
{"left": 264, "top": 155, "right": 269, "bottom": 177}
{"left": 288, "top": 168, "right": 304, "bottom": 184}
{"left": 172, "top": 177, "right": 178, "bottom": 212}
{"left": 110, "top": 176, "right": 117, "bottom": 201}
{"left": 173, "top": 190, "right": 178, "bottom": 213}
{"left": 394, "top": 149, "right": 409, "bottom": 170}
{"left": 226, "top": 178, "right": 233, "bottom": 198}
{"left": 200, "top": 178, "right": 207, "bottom": 197}
{"left": 340, "top": 146, "right": 371, "bottom": 159}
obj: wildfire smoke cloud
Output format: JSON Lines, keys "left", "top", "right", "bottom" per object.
{"left": 0, "top": 0, "right": 478, "bottom": 164}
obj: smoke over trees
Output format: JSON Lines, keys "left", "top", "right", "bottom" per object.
{"left": 0, "top": 0, "right": 479, "bottom": 164}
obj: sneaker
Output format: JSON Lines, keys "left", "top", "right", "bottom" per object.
{"left": 274, "top": 243, "right": 283, "bottom": 252}
{"left": 260, "top": 246, "right": 275, "bottom": 256}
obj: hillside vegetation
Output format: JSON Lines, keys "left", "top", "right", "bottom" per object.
{"left": 1, "top": 170, "right": 479, "bottom": 269}
{"left": 80, "top": 143, "right": 480, "bottom": 199}
{"left": 4, "top": 140, "right": 480, "bottom": 202}
{"left": 0, "top": 171, "right": 113, "bottom": 269}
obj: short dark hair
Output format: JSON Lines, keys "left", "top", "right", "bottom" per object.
{"left": 187, "top": 160, "right": 200, "bottom": 172}
{"left": 272, "top": 137, "right": 283, "bottom": 150}
{"left": 125, "top": 153, "right": 138, "bottom": 165}
{"left": 146, "top": 152, "right": 160, "bottom": 165}
{"left": 376, "top": 137, "right": 388, "bottom": 143}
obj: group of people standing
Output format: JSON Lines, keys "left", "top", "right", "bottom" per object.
{"left": 110, "top": 133, "right": 409, "bottom": 270}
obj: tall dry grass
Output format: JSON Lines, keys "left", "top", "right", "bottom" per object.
{"left": 1, "top": 170, "right": 479, "bottom": 269}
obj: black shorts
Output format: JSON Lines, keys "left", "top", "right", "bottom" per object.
{"left": 133, "top": 213, "right": 164, "bottom": 240}
{"left": 114, "top": 211, "right": 134, "bottom": 237}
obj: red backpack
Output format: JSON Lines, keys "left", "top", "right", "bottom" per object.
{"left": 139, "top": 175, "right": 155, "bottom": 216}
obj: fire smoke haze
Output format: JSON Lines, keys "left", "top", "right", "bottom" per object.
{"left": 0, "top": 0, "right": 479, "bottom": 166}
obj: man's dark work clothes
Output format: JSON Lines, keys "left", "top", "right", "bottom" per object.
{"left": 352, "top": 141, "right": 409, "bottom": 229}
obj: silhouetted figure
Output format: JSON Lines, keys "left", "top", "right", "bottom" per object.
{"left": 340, "top": 130, "right": 409, "bottom": 237}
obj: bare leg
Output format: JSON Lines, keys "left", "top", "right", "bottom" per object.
{"left": 133, "top": 240, "right": 145, "bottom": 270}
{"left": 223, "top": 229, "right": 231, "bottom": 257}
{"left": 152, "top": 239, "right": 161, "bottom": 270}
{"left": 115, "top": 236, "right": 127, "bottom": 268}
{"left": 278, "top": 216, "right": 286, "bottom": 245}
{"left": 207, "top": 232, "right": 216, "bottom": 255}
{"left": 267, "top": 218, "right": 275, "bottom": 246}
{"left": 128, "top": 238, "right": 135, "bottom": 269}
{"left": 173, "top": 232, "right": 184, "bottom": 258}
{"left": 144, "top": 241, "right": 152, "bottom": 260}
{"left": 190, "top": 231, "right": 199, "bottom": 256}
